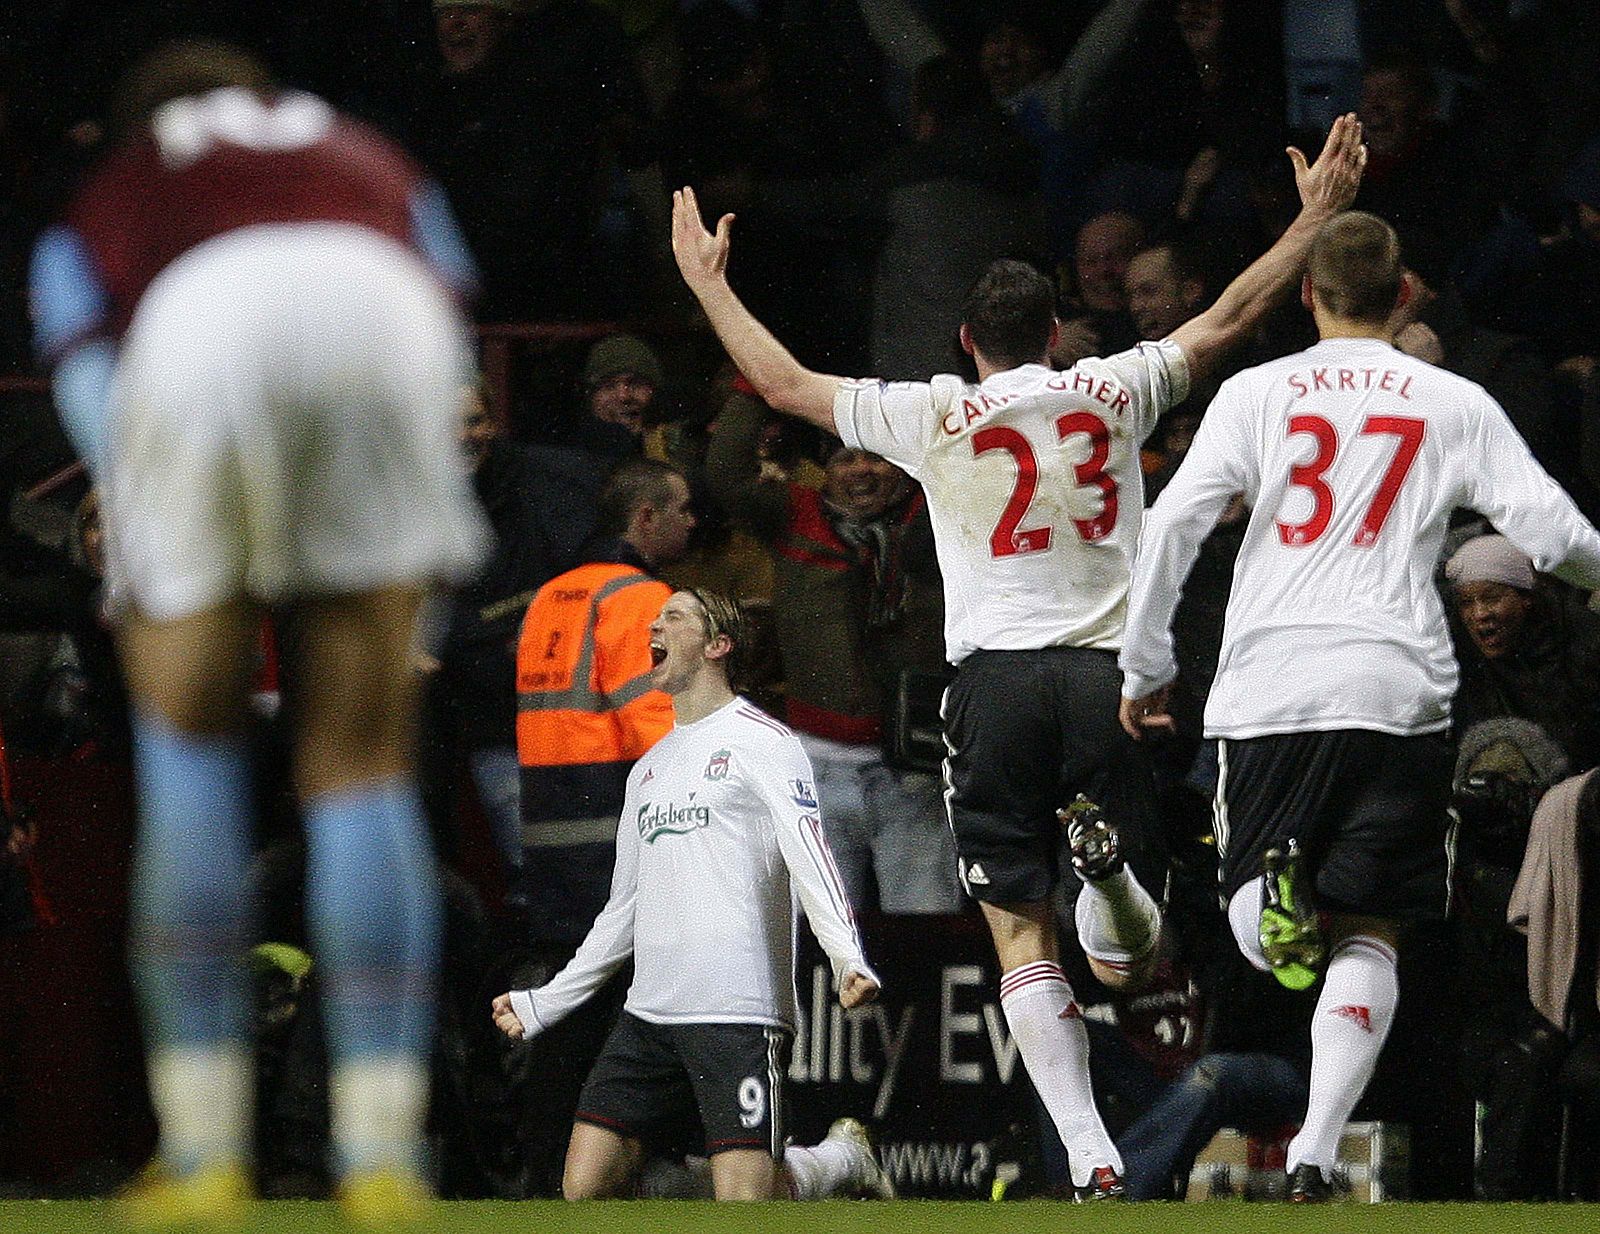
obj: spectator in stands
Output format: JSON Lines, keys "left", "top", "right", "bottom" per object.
{"left": 1452, "top": 717, "right": 1572, "bottom": 1198}
{"left": 420, "top": 382, "right": 571, "bottom": 878}
{"left": 413, "top": 0, "right": 643, "bottom": 320}
{"left": 1111, "top": 0, "right": 1285, "bottom": 194}
{"left": 1507, "top": 761, "right": 1600, "bottom": 1197}
{"left": 1389, "top": 248, "right": 1565, "bottom": 490}
{"left": 1353, "top": 47, "right": 1494, "bottom": 269}
{"left": 1445, "top": 534, "right": 1600, "bottom": 772}
{"left": 584, "top": 332, "right": 663, "bottom": 443}
{"left": 854, "top": 0, "right": 1157, "bottom": 260}
{"left": 1052, "top": 210, "right": 1143, "bottom": 367}
{"left": 522, "top": 333, "right": 663, "bottom": 572}
{"left": 869, "top": 54, "right": 1042, "bottom": 383}
{"left": 659, "top": 2, "right": 888, "bottom": 373}
{"left": 705, "top": 384, "right": 959, "bottom": 913}
{"left": 1123, "top": 237, "right": 1225, "bottom": 475}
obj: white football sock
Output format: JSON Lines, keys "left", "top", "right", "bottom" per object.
{"left": 784, "top": 1137, "right": 857, "bottom": 1199}
{"left": 1227, "top": 880, "right": 1272, "bottom": 972}
{"left": 1286, "top": 934, "right": 1399, "bottom": 1176}
{"left": 999, "top": 961, "right": 1122, "bottom": 1187}
{"left": 1074, "top": 866, "right": 1161, "bottom": 970}
{"left": 149, "top": 1046, "right": 252, "bottom": 1173}
{"left": 331, "top": 1056, "right": 430, "bottom": 1176}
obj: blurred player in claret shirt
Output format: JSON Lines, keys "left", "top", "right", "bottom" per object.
{"left": 672, "top": 114, "right": 1367, "bottom": 1198}
{"left": 29, "top": 40, "right": 490, "bottom": 1225}
{"left": 1118, "top": 211, "right": 1600, "bottom": 1200}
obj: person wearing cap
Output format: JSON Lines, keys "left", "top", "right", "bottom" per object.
{"left": 1446, "top": 533, "right": 1600, "bottom": 772}
{"left": 585, "top": 332, "right": 664, "bottom": 437}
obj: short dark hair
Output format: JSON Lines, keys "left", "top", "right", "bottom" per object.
{"left": 684, "top": 587, "right": 753, "bottom": 690}
{"left": 110, "top": 40, "right": 274, "bottom": 143}
{"left": 1308, "top": 212, "right": 1404, "bottom": 323}
{"left": 961, "top": 259, "right": 1056, "bottom": 369}
{"left": 595, "top": 458, "right": 685, "bottom": 539}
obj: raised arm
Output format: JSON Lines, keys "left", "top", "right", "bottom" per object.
{"left": 1044, "top": 0, "right": 1159, "bottom": 131}
{"left": 1168, "top": 113, "right": 1367, "bottom": 387}
{"left": 854, "top": 0, "right": 947, "bottom": 80}
{"left": 671, "top": 187, "right": 848, "bottom": 435}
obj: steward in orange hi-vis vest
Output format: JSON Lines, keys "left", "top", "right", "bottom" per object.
{"left": 515, "top": 555, "right": 672, "bottom": 939}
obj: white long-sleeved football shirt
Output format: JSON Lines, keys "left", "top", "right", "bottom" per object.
{"left": 1121, "top": 337, "right": 1600, "bottom": 738}
{"left": 509, "top": 697, "right": 873, "bottom": 1035}
{"left": 832, "top": 343, "right": 1189, "bottom": 664}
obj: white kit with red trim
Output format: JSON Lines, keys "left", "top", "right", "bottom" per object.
{"left": 833, "top": 342, "right": 1188, "bottom": 664}
{"left": 513, "top": 697, "right": 875, "bottom": 1036}
{"left": 1121, "top": 337, "right": 1600, "bottom": 739}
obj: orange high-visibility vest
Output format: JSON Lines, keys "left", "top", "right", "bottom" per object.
{"left": 515, "top": 561, "right": 673, "bottom": 845}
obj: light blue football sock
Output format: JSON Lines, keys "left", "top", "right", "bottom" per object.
{"left": 302, "top": 777, "right": 441, "bottom": 1065}
{"left": 127, "top": 708, "right": 254, "bottom": 1054}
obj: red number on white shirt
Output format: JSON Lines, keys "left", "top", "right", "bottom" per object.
{"left": 1057, "top": 411, "right": 1118, "bottom": 542}
{"left": 1276, "top": 414, "right": 1339, "bottom": 545}
{"left": 973, "top": 426, "right": 1052, "bottom": 556}
{"left": 1353, "top": 416, "right": 1426, "bottom": 546}
{"left": 975, "top": 414, "right": 1120, "bottom": 557}
{"left": 1276, "top": 414, "right": 1426, "bottom": 547}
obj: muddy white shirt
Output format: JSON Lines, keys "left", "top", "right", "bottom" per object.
{"left": 1121, "top": 338, "right": 1600, "bottom": 738}
{"left": 510, "top": 697, "right": 873, "bottom": 1034}
{"left": 832, "top": 343, "right": 1188, "bottom": 663}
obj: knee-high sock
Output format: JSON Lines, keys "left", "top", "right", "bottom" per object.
{"left": 1227, "top": 880, "right": 1272, "bottom": 972}
{"left": 1074, "top": 866, "right": 1161, "bottom": 970}
{"left": 128, "top": 709, "right": 254, "bottom": 1173}
{"left": 1286, "top": 935, "right": 1400, "bottom": 1177}
{"left": 303, "top": 777, "right": 441, "bottom": 1176}
{"left": 999, "top": 961, "right": 1122, "bottom": 1186}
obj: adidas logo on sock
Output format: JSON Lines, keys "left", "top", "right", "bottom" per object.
{"left": 1331, "top": 1004, "right": 1372, "bottom": 1032}
{"left": 1058, "top": 1002, "right": 1082, "bottom": 1020}
{"left": 963, "top": 861, "right": 990, "bottom": 886}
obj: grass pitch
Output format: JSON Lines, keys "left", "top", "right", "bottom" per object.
{"left": 2, "top": 1200, "right": 1597, "bottom": 1234}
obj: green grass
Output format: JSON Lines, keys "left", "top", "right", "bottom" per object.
{"left": 2, "top": 1200, "right": 1599, "bottom": 1234}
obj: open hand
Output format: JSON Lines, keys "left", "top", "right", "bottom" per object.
{"left": 1289, "top": 112, "right": 1366, "bottom": 218}
{"left": 671, "top": 186, "right": 734, "bottom": 296}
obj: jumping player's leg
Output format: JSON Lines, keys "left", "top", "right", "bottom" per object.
{"left": 943, "top": 652, "right": 1124, "bottom": 1193}
{"left": 1285, "top": 914, "right": 1401, "bottom": 1182}
{"left": 981, "top": 899, "right": 1124, "bottom": 1189}
{"left": 563, "top": 1122, "right": 645, "bottom": 1198}
{"left": 119, "top": 598, "right": 263, "bottom": 1197}
{"left": 285, "top": 586, "right": 441, "bottom": 1190}
{"left": 1063, "top": 798, "right": 1163, "bottom": 991}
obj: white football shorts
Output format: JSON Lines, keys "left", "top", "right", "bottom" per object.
{"left": 103, "top": 222, "right": 490, "bottom": 620}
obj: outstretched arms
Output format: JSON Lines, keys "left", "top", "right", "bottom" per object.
{"left": 1168, "top": 113, "right": 1367, "bottom": 387}
{"left": 671, "top": 187, "right": 848, "bottom": 436}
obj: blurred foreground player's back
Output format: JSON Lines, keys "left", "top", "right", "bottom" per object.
{"left": 29, "top": 40, "right": 490, "bottom": 1225}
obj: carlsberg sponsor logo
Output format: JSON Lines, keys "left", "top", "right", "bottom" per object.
{"left": 637, "top": 797, "right": 711, "bottom": 843}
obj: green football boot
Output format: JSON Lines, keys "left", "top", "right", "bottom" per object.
{"left": 1259, "top": 841, "right": 1325, "bottom": 990}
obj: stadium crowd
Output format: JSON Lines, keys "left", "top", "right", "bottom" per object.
{"left": 2, "top": 0, "right": 1600, "bottom": 1209}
